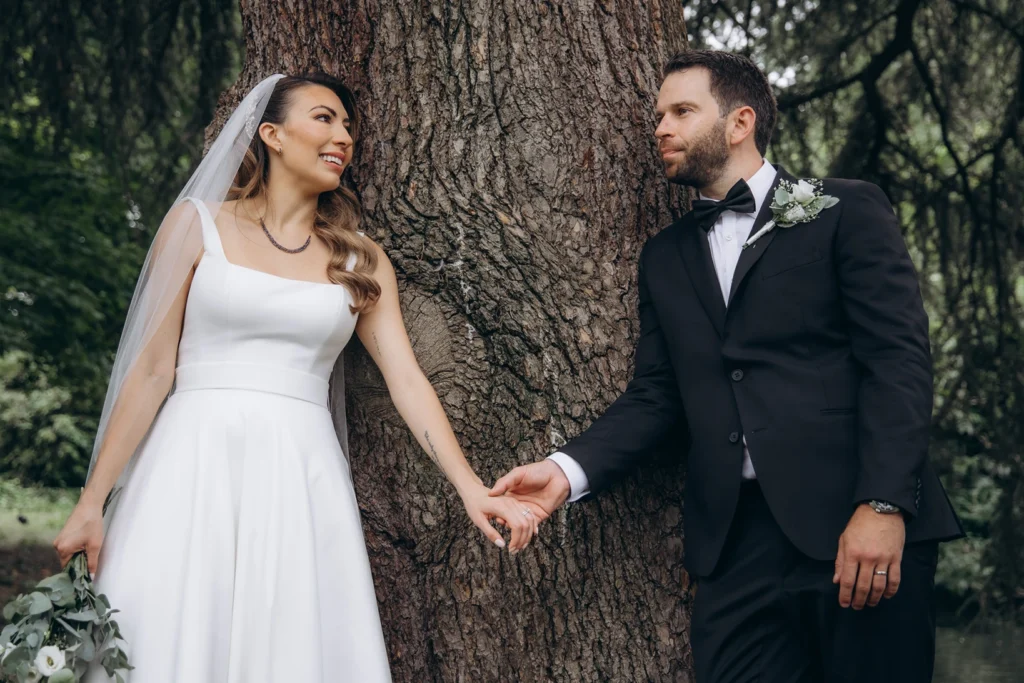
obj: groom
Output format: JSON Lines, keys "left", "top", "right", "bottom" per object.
{"left": 491, "top": 50, "right": 964, "bottom": 682}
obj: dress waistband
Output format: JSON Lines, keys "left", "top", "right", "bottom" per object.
{"left": 174, "top": 362, "right": 328, "bottom": 407}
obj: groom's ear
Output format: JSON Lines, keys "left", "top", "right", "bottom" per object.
{"left": 726, "top": 105, "right": 758, "bottom": 149}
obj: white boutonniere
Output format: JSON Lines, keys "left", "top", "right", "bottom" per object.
{"left": 742, "top": 178, "right": 839, "bottom": 249}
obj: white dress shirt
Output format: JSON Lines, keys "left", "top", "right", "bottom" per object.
{"left": 549, "top": 160, "right": 778, "bottom": 502}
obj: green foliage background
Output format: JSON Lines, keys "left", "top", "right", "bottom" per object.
{"left": 0, "top": 0, "right": 241, "bottom": 482}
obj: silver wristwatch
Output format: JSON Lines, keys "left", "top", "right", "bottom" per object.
{"left": 867, "top": 499, "right": 901, "bottom": 514}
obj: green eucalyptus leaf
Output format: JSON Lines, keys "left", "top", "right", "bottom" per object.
{"left": 48, "top": 669, "right": 76, "bottom": 683}
{"left": 7, "top": 595, "right": 32, "bottom": 620}
{"left": 62, "top": 609, "right": 98, "bottom": 622}
{"left": 56, "top": 592, "right": 78, "bottom": 609}
{"left": 774, "top": 188, "right": 791, "bottom": 205}
{"left": 36, "top": 574, "right": 73, "bottom": 595}
{"left": 54, "top": 618, "right": 79, "bottom": 638}
{"left": 74, "top": 657, "right": 90, "bottom": 677}
{"left": 1, "top": 645, "right": 30, "bottom": 669}
{"left": 70, "top": 552, "right": 90, "bottom": 577}
{"left": 58, "top": 589, "right": 81, "bottom": 609}
{"left": 101, "top": 648, "right": 118, "bottom": 674}
{"left": 2, "top": 602, "right": 16, "bottom": 622}
{"left": 79, "top": 634, "right": 95, "bottom": 662}
{"left": 13, "top": 660, "right": 32, "bottom": 681}
{"left": 24, "top": 632, "right": 40, "bottom": 649}
{"left": 26, "top": 593, "right": 52, "bottom": 617}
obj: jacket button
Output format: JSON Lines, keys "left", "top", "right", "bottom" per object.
{"left": 731, "top": 369, "right": 744, "bottom": 381}
{"left": 729, "top": 432, "right": 740, "bottom": 443}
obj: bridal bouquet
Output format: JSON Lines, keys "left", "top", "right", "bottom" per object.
{"left": 0, "top": 552, "right": 131, "bottom": 682}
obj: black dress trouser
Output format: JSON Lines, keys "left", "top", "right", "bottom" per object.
{"left": 690, "top": 481, "right": 939, "bottom": 683}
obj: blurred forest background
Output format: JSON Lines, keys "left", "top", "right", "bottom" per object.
{"left": 0, "top": 0, "right": 1022, "bottom": 675}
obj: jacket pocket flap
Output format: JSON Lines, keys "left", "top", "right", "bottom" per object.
{"left": 761, "top": 248, "right": 824, "bottom": 279}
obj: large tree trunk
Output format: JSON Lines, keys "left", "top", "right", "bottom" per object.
{"left": 226, "top": 1, "right": 692, "bottom": 680}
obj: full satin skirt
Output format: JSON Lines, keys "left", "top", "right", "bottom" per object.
{"left": 85, "top": 388, "right": 392, "bottom": 682}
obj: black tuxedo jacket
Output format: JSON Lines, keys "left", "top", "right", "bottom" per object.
{"left": 561, "top": 167, "right": 964, "bottom": 577}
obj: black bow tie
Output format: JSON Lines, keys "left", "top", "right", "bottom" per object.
{"left": 691, "top": 179, "right": 757, "bottom": 232}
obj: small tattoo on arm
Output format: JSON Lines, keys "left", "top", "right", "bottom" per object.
{"left": 372, "top": 332, "right": 382, "bottom": 357}
{"left": 424, "top": 430, "right": 441, "bottom": 467}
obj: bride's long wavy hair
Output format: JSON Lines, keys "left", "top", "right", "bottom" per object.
{"left": 229, "top": 73, "right": 380, "bottom": 312}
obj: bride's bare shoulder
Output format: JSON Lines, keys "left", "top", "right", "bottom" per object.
{"left": 357, "top": 233, "right": 387, "bottom": 261}
{"left": 219, "top": 198, "right": 244, "bottom": 214}
{"left": 215, "top": 199, "right": 251, "bottom": 223}
{"left": 356, "top": 235, "right": 398, "bottom": 284}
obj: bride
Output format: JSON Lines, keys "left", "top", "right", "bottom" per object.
{"left": 52, "top": 73, "right": 537, "bottom": 682}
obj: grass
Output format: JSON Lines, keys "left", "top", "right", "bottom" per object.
{"left": 0, "top": 478, "right": 77, "bottom": 547}
{"left": 0, "top": 479, "right": 75, "bottom": 617}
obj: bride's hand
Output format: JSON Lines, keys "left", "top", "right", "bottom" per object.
{"left": 460, "top": 484, "right": 539, "bottom": 554}
{"left": 53, "top": 499, "right": 105, "bottom": 575}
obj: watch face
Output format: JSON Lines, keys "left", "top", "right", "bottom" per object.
{"left": 871, "top": 501, "right": 900, "bottom": 514}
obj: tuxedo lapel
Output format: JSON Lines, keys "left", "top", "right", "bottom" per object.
{"left": 727, "top": 166, "right": 796, "bottom": 305}
{"left": 675, "top": 213, "right": 726, "bottom": 337}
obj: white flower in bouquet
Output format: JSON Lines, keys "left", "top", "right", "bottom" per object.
{"left": 24, "top": 667, "right": 41, "bottom": 683}
{"left": 33, "top": 646, "right": 65, "bottom": 676}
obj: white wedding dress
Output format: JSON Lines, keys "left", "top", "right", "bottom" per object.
{"left": 86, "top": 199, "right": 392, "bottom": 682}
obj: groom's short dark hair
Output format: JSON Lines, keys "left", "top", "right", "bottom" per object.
{"left": 664, "top": 50, "right": 778, "bottom": 155}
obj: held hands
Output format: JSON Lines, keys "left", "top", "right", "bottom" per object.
{"left": 488, "top": 460, "right": 571, "bottom": 522}
{"left": 459, "top": 484, "right": 539, "bottom": 554}
{"left": 833, "top": 503, "right": 906, "bottom": 609}
{"left": 461, "top": 459, "right": 572, "bottom": 555}
{"left": 53, "top": 498, "right": 105, "bottom": 576}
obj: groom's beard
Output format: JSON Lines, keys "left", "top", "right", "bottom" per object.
{"left": 663, "top": 118, "right": 730, "bottom": 189}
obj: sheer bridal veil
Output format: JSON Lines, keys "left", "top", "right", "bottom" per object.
{"left": 86, "top": 74, "right": 351, "bottom": 522}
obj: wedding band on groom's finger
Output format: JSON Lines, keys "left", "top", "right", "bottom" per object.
{"left": 868, "top": 565, "right": 889, "bottom": 606}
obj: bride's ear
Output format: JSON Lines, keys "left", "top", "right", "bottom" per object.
{"left": 258, "top": 122, "right": 282, "bottom": 154}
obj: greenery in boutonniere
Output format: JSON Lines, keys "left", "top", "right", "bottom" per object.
{"left": 743, "top": 179, "right": 840, "bottom": 249}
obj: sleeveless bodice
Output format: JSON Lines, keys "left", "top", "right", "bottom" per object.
{"left": 173, "top": 199, "right": 359, "bottom": 405}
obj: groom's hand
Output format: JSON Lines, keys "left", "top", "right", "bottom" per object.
{"left": 833, "top": 503, "right": 906, "bottom": 610}
{"left": 489, "top": 460, "right": 571, "bottom": 521}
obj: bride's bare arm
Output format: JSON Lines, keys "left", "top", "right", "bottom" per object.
{"left": 78, "top": 266, "right": 196, "bottom": 509}
{"left": 54, "top": 206, "right": 201, "bottom": 571}
{"left": 354, "top": 242, "right": 537, "bottom": 552}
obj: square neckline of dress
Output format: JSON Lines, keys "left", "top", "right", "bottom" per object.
{"left": 186, "top": 197, "right": 358, "bottom": 291}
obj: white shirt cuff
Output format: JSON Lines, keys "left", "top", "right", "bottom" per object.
{"left": 547, "top": 452, "right": 591, "bottom": 502}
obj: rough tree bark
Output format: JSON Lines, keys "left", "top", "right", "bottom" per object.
{"left": 222, "top": 1, "right": 692, "bottom": 680}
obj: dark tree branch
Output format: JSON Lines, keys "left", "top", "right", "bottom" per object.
{"left": 777, "top": 0, "right": 922, "bottom": 110}
{"left": 949, "top": 0, "right": 1024, "bottom": 45}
